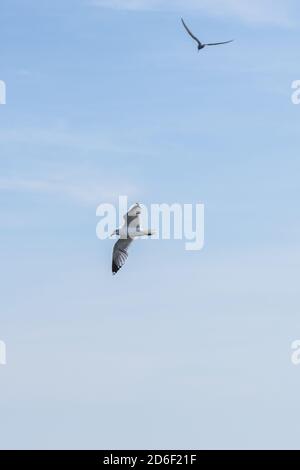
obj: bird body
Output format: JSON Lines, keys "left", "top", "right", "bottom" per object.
{"left": 181, "top": 18, "right": 233, "bottom": 52}
{"left": 111, "top": 203, "right": 155, "bottom": 275}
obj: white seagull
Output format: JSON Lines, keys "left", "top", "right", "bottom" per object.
{"left": 111, "top": 203, "right": 155, "bottom": 275}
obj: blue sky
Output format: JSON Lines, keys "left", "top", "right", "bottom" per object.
{"left": 1, "top": 0, "right": 300, "bottom": 450}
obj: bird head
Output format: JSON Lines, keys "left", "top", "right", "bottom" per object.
{"left": 147, "top": 229, "right": 156, "bottom": 236}
{"left": 110, "top": 229, "right": 120, "bottom": 237}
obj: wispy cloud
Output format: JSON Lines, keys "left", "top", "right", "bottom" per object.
{"left": 0, "top": 177, "right": 137, "bottom": 206}
{"left": 0, "top": 127, "right": 127, "bottom": 154}
{"left": 91, "top": 0, "right": 295, "bottom": 26}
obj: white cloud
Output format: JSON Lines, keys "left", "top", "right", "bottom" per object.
{"left": 0, "top": 127, "right": 126, "bottom": 154}
{"left": 0, "top": 126, "right": 140, "bottom": 207}
{"left": 92, "top": 0, "right": 295, "bottom": 26}
{"left": 0, "top": 177, "right": 137, "bottom": 206}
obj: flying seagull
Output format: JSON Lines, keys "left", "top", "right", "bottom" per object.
{"left": 111, "top": 203, "right": 155, "bottom": 275}
{"left": 181, "top": 18, "right": 233, "bottom": 51}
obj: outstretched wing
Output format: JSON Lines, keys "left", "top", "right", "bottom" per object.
{"left": 112, "top": 238, "right": 133, "bottom": 275}
{"left": 124, "top": 203, "right": 141, "bottom": 232}
{"left": 206, "top": 40, "right": 234, "bottom": 46}
{"left": 181, "top": 18, "right": 202, "bottom": 46}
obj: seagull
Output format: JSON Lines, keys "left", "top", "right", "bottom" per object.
{"left": 111, "top": 203, "right": 155, "bottom": 275}
{"left": 181, "top": 18, "right": 234, "bottom": 52}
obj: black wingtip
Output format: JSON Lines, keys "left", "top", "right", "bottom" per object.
{"left": 113, "top": 260, "right": 125, "bottom": 275}
{"left": 112, "top": 260, "right": 120, "bottom": 275}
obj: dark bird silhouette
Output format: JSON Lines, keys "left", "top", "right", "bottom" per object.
{"left": 181, "top": 18, "right": 233, "bottom": 51}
